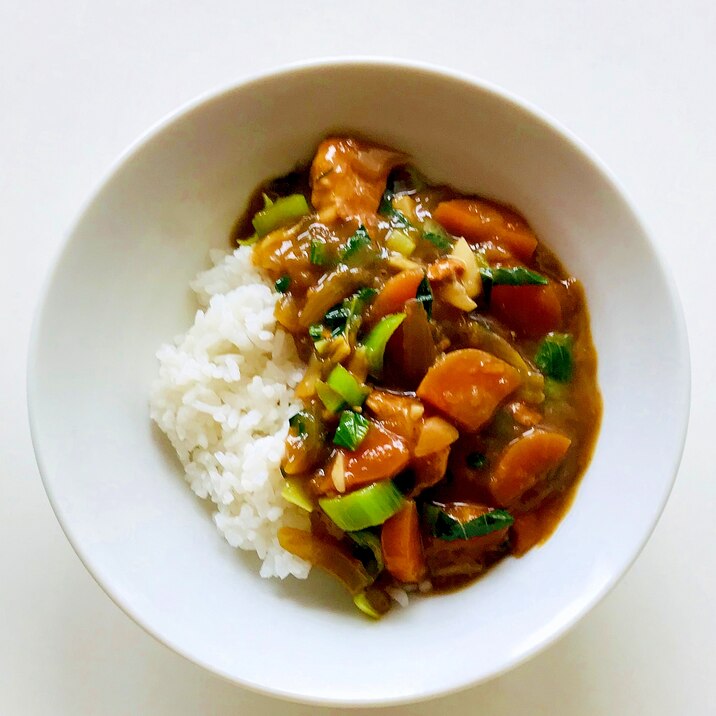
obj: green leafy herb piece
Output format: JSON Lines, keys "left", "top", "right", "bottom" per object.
{"left": 310, "top": 239, "right": 329, "bottom": 266}
{"left": 423, "top": 504, "right": 514, "bottom": 541}
{"left": 252, "top": 193, "right": 311, "bottom": 237}
{"left": 480, "top": 266, "right": 549, "bottom": 287}
{"left": 422, "top": 218, "right": 453, "bottom": 251}
{"left": 535, "top": 332, "right": 574, "bottom": 382}
{"left": 288, "top": 411, "right": 310, "bottom": 437}
{"left": 333, "top": 410, "right": 371, "bottom": 451}
{"left": 466, "top": 452, "right": 488, "bottom": 469}
{"left": 379, "top": 190, "right": 412, "bottom": 228}
{"left": 340, "top": 225, "right": 374, "bottom": 266}
{"left": 274, "top": 275, "right": 291, "bottom": 293}
{"left": 415, "top": 275, "right": 433, "bottom": 318}
{"left": 357, "top": 287, "right": 378, "bottom": 302}
{"left": 308, "top": 323, "right": 324, "bottom": 341}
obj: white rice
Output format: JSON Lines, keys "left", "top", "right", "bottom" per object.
{"left": 150, "top": 246, "right": 311, "bottom": 579}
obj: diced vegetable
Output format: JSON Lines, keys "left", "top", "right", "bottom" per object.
{"left": 316, "top": 380, "right": 346, "bottom": 413}
{"left": 535, "top": 332, "right": 574, "bottom": 382}
{"left": 432, "top": 199, "right": 537, "bottom": 261}
{"left": 327, "top": 364, "right": 370, "bottom": 407}
{"left": 283, "top": 409, "right": 325, "bottom": 475}
{"left": 278, "top": 527, "right": 371, "bottom": 595}
{"left": 489, "top": 428, "right": 571, "bottom": 506}
{"left": 353, "top": 592, "right": 382, "bottom": 619}
{"left": 333, "top": 410, "right": 371, "bottom": 451}
{"left": 281, "top": 478, "right": 314, "bottom": 512}
{"left": 417, "top": 349, "right": 522, "bottom": 431}
{"left": 386, "top": 229, "right": 416, "bottom": 257}
{"left": 480, "top": 266, "right": 548, "bottom": 288}
{"left": 415, "top": 275, "right": 433, "bottom": 318}
{"left": 451, "top": 237, "right": 482, "bottom": 298}
{"left": 340, "top": 225, "right": 374, "bottom": 266}
{"left": 379, "top": 190, "right": 413, "bottom": 228}
{"left": 363, "top": 313, "right": 406, "bottom": 376}
{"left": 466, "top": 451, "right": 488, "bottom": 469}
{"left": 381, "top": 501, "right": 426, "bottom": 583}
{"left": 490, "top": 283, "right": 563, "bottom": 338}
{"left": 423, "top": 503, "right": 514, "bottom": 541}
{"left": 319, "top": 480, "right": 405, "bottom": 531}
{"left": 348, "top": 529, "right": 384, "bottom": 577}
{"left": 274, "top": 275, "right": 291, "bottom": 293}
{"left": 308, "top": 323, "right": 324, "bottom": 341}
{"left": 371, "top": 269, "right": 423, "bottom": 321}
{"left": 237, "top": 233, "right": 260, "bottom": 246}
{"left": 439, "top": 280, "right": 478, "bottom": 312}
{"left": 353, "top": 587, "right": 392, "bottom": 619}
{"left": 544, "top": 377, "right": 569, "bottom": 401}
{"left": 422, "top": 218, "right": 453, "bottom": 251}
{"left": 252, "top": 194, "right": 311, "bottom": 237}
{"left": 414, "top": 416, "right": 459, "bottom": 457}
{"left": 310, "top": 239, "right": 329, "bottom": 266}
{"left": 328, "top": 422, "right": 411, "bottom": 491}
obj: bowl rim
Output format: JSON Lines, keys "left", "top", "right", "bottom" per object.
{"left": 27, "top": 56, "right": 691, "bottom": 707}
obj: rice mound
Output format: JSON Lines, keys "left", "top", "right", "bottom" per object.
{"left": 150, "top": 246, "right": 311, "bottom": 579}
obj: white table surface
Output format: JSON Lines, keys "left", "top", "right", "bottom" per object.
{"left": 2, "top": 1, "right": 714, "bottom": 713}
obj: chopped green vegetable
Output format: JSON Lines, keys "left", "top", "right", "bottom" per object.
{"left": 310, "top": 239, "right": 329, "bottom": 266}
{"left": 313, "top": 338, "right": 331, "bottom": 357}
{"left": 415, "top": 275, "right": 433, "bottom": 318}
{"left": 340, "top": 225, "right": 374, "bottom": 266}
{"left": 274, "top": 275, "right": 291, "bottom": 293}
{"left": 319, "top": 480, "right": 404, "bottom": 531}
{"left": 466, "top": 452, "right": 488, "bottom": 469}
{"left": 316, "top": 380, "right": 346, "bottom": 413}
{"left": 353, "top": 592, "right": 382, "bottom": 619}
{"left": 357, "top": 287, "right": 378, "bottom": 302}
{"left": 308, "top": 323, "right": 324, "bottom": 341}
{"left": 423, "top": 504, "right": 514, "bottom": 541}
{"left": 237, "top": 234, "right": 260, "bottom": 246}
{"left": 544, "top": 377, "right": 569, "bottom": 400}
{"left": 379, "top": 191, "right": 412, "bottom": 228}
{"left": 327, "top": 364, "right": 370, "bottom": 407}
{"left": 480, "top": 266, "right": 549, "bottom": 286}
{"left": 323, "top": 289, "right": 375, "bottom": 338}
{"left": 362, "top": 312, "right": 406, "bottom": 376}
{"left": 333, "top": 410, "right": 370, "bottom": 451}
{"left": 536, "top": 333, "right": 574, "bottom": 382}
{"left": 324, "top": 303, "right": 350, "bottom": 333}
{"left": 281, "top": 478, "right": 314, "bottom": 512}
{"left": 422, "top": 218, "right": 453, "bottom": 251}
{"left": 386, "top": 229, "right": 416, "bottom": 257}
{"left": 348, "top": 529, "right": 384, "bottom": 577}
{"left": 288, "top": 411, "right": 310, "bottom": 437}
{"left": 252, "top": 193, "right": 311, "bottom": 237}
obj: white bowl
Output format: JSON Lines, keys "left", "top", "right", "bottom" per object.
{"left": 27, "top": 59, "right": 690, "bottom": 706}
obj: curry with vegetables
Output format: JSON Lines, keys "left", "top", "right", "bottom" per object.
{"left": 237, "top": 137, "right": 601, "bottom": 618}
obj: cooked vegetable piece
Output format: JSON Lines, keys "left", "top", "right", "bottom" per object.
{"left": 329, "top": 422, "right": 411, "bottom": 490}
{"left": 417, "top": 349, "right": 522, "bottom": 431}
{"left": 480, "top": 266, "right": 548, "bottom": 287}
{"left": 399, "top": 299, "right": 437, "bottom": 388}
{"left": 327, "top": 364, "right": 370, "bottom": 407}
{"left": 379, "top": 191, "right": 413, "bottom": 228}
{"left": 353, "top": 587, "right": 392, "bottom": 619}
{"left": 348, "top": 529, "right": 384, "bottom": 577}
{"left": 432, "top": 199, "right": 538, "bottom": 261}
{"left": 333, "top": 410, "right": 370, "bottom": 451}
{"left": 371, "top": 269, "right": 423, "bottom": 321}
{"left": 490, "top": 283, "right": 563, "bottom": 338}
{"left": 386, "top": 229, "right": 416, "bottom": 256}
{"left": 535, "top": 332, "right": 574, "bottom": 382}
{"left": 381, "top": 501, "right": 426, "bottom": 583}
{"left": 274, "top": 275, "right": 291, "bottom": 293}
{"left": 451, "top": 237, "right": 482, "bottom": 298}
{"left": 281, "top": 478, "right": 315, "bottom": 512}
{"left": 422, "top": 218, "right": 453, "bottom": 251}
{"left": 423, "top": 503, "right": 514, "bottom": 541}
{"left": 505, "top": 400, "right": 543, "bottom": 427}
{"left": 340, "top": 225, "right": 374, "bottom": 266}
{"left": 319, "top": 481, "right": 405, "bottom": 531}
{"left": 310, "top": 239, "right": 329, "bottom": 266}
{"left": 364, "top": 389, "right": 424, "bottom": 445}
{"left": 410, "top": 446, "right": 450, "bottom": 496}
{"left": 278, "top": 527, "right": 371, "bottom": 595}
{"left": 415, "top": 275, "right": 433, "bottom": 318}
{"left": 310, "top": 137, "right": 405, "bottom": 220}
{"left": 414, "top": 416, "right": 459, "bottom": 457}
{"left": 316, "top": 380, "right": 346, "bottom": 413}
{"left": 252, "top": 194, "right": 311, "bottom": 237}
{"left": 283, "top": 409, "right": 324, "bottom": 475}
{"left": 299, "top": 266, "right": 367, "bottom": 327}
{"left": 489, "top": 429, "right": 571, "bottom": 506}
{"left": 363, "top": 313, "right": 406, "bottom": 376}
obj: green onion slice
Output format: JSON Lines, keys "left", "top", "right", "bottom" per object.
{"left": 252, "top": 194, "right": 311, "bottom": 237}
{"left": 333, "top": 410, "right": 370, "bottom": 451}
{"left": 319, "top": 481, "right": 404, "bottom": 531}
{"left": 281, "top": 478, "right": 314, "bottom": 512}
{"left": 423, "top": 504, "right": 514, "bottom": 541}
{"left": 327, "top": 364, "right": 370, "bottom": 407}
{"left": 362, "top": 312, "right": 406, "bottom": 376}
{"left": 348, "top": 529, "right": 384, "bottom": 577}
{"left": 274, "top": 275, "right": 291, "bottom": 293}
{"left": 316, "top": 380, "right": 346, "bottom": 413}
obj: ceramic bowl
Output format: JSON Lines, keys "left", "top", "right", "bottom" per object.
{"left": 27, "top": 59, "right": 690, "bottom": 706}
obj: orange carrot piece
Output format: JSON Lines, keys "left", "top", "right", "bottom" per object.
{"left": 370, "top": 269, "right": 424, "bottom": 322}
{"left": 417, "top": 349, "right": 522, "bottom": 431}
{"left": 432, "top": 199, "right": 538, "bottom": 261}
{"left": 489, "top": 429, "right": 571, "bottom": 506}
{"left": 381, "top": 501, "right": 426, "bottom": 583}
{"left": 330, "top": 422, "right": 410, "bottom": 491}
{"left": 490, "top": 283, "right": 563, "bottom": 338}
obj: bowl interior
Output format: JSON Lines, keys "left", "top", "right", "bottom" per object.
{"left": 28, "top": 61, "right": 689, "bottom": 706}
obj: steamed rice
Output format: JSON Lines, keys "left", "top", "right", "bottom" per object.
{"left": 150, "top": 245, "right": 311, "bottom": 579}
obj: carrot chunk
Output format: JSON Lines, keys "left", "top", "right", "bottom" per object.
{"left": 490, "top": 283, "right": 562, "bottom": 338}
{"left": 381, "top": 501, "right": 426, "bottom": 583}
{"left": 489, "top": 429, "right": 571, "bottom": 506}
{"left": 370, "top": 269, "right": 424, "bottom": 322}
{"left": 417, "top": 349, "right": 522, "bottom": 431}
{"left": 433, "top": 199, "right": 537, "bottom": 261}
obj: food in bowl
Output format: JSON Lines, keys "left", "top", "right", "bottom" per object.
{"left": 151, "top": 136, "right": 601, "bottom": 618}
